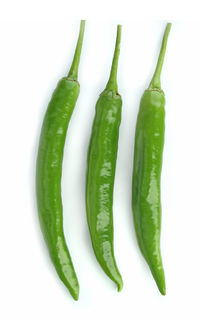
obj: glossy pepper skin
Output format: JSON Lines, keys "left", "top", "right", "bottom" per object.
{"left": 132, "top": 23, "right": 171, "bottom": 295}
{"left": 86, "top": 25, "right": 123, "bottom": 291}
{"left": 36, "top": 20, "right": 85, "bottom": 300}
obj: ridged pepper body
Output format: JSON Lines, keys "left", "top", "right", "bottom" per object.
{"left": 36, "top": 78, "right": 80, "bottom": 300}
{"left": 86, "top": 90, "right": 123, "bottom": 291}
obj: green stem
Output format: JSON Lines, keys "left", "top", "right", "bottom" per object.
{"left": 106, "top": 25, "right": 122, "bottom": 92}
{"left": 148, "top": 23, "right": 171, "bottom": 90}
{"left": 67, "top": 20, "right": 85, "bottom": 80}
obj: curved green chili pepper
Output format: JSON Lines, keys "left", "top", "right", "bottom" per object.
{"left": 132, "top": 23, "right": 171, "bottom": 295}
{"left": 86, "top": 25, "right": 123, "bottom": 291}
{"left": 36, "top": 20, "right": 85, "bottom": 300}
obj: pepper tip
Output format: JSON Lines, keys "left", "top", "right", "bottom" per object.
{"left": 116, "top": 279, "right": 123, "bottom": 292}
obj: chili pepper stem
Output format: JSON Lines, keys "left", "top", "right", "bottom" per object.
{"left": 148, "top": 23, "right": 171, "bottom": 90}
{"left": 67, "top": 20, "right": 85, "bottom": 80}
{"left": 105, "top": 25, "right": 122, "bottom": 93}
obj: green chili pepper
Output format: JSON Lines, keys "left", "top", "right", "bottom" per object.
{"left": 36, "top": 20, "right": 85, "bottom": 300}
{"left": 132, "top": 23, "right": 171, "bottom": 295}
{"left": 86, "top": 25, "right": 123, "bottom": 291}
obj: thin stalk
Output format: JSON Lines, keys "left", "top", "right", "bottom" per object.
{"left": 148, "top": 23, "right": 171, "bottom": 90}
{"left": 68, "top": 20, "right": 85, "bottom": 80}
{"left": 106, "top": 25, "right": 122, "bottom": 92}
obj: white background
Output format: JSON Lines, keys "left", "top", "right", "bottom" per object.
{"left": 1, "top": 4, "right": 200, "bottom": 320}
